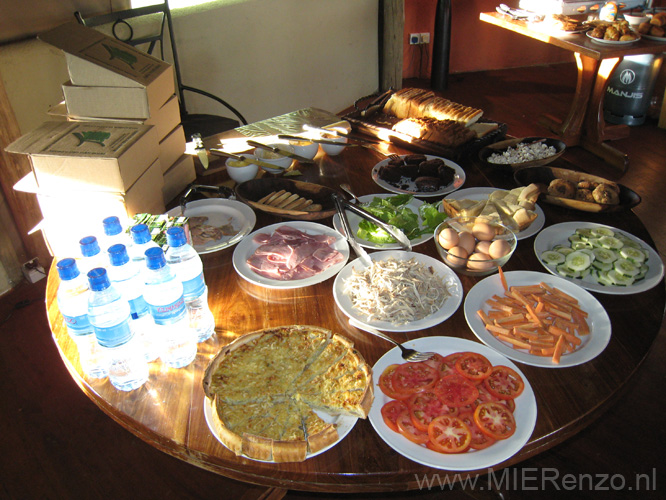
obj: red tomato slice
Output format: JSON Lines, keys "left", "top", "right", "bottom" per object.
{"left": 423, "top": 353, "right": 457, "bottom": 379}
{"left": 427, "top": 415, "right": 472, "bottom": 453}
{"left": 391, "top": 361, "right": 439, "bottom": 396}
{"left": 475, "top": 385, "right": 516, "bottom": 412}
{"left": 473, "top": 402, "right": 517, "bottom": 440}
{"left": 407, "top": 391, "right": 458, "bottom": 432}
{"left": 381, "top": 400, "right": 408, "bottom": 433}
{"left": 458, "top": 411, "right": 496, "bottom": 450}
{"left": 396, "top": 411, "right": 430, "bottom": 444}
{"left": 455, "top": 352, "right": 493, "bottom": 381}
{"left": 484, "top": 365, "right": 525, "bottom": 400}
{"left": 433, "top": 374, "right": 480, "bottom": 407}
{"left": 378, "top": 364, "right": 409, "bottom": 400}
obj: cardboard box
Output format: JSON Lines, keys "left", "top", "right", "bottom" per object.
{"left": 49, "top": 95, "right": 181, "bottom": 142}
{"left": 159, "top": 124, "right": 186, "bottom": 174}
{"left": 13, "top": 159, "right": 165, "bottom": 259}
{"left": 163, "top": 154, "right": 196, "bottom": 205}
{"left": 6, "top": 120, "right": 158, "bottom": 194}
{"left": 63, "top": 81, "right": 167, "bottom": 120}
{"left": 39, "top": 22, "right": 174, "bottom": 105}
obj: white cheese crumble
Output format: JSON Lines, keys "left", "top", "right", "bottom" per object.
{"left": 487, "top": 142, "right": 557, "bottom": 164}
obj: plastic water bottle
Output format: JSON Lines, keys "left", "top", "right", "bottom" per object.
{"left": 56, "top": 258, "right": 109, "bottom": 379}
{"left": 165, "top": 226, "right": 215, "bottom": 343}
{"left": 142, "top": 247, "right": 197, "bottom": 368}
{"left": 87, "top": 268, "right": 149, "bottom": 391}
{"left": 107, "top": 244, "right": 160, "bottom": 362}
{"left": 102, "top": 216, "right": 131, "bottom": 252}
{"left": 79, "top": 236, "right": 106, "bottom": 274}
{"left": 129, "top": 224, "right": 158, "bottom": 263}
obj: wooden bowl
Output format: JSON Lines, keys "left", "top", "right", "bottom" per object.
{"left": 235, "top": 178, "right": 338, "bottom": 220}
{"left": 478, "top": 137, "right": 566, "bottom": 171}
{"left": 514, "top": 166, "right": 641, "bottom": 213}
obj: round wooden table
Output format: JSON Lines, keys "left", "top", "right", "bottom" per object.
{"left": 46, "top": 141, "right": 665, "bottom": 493}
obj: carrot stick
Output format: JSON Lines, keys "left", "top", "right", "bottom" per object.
{"left": 498, "top": 266, "right": 508, "bottom": 292}
{"left": 552, "top": 335, "right": 566, "bottom": 364}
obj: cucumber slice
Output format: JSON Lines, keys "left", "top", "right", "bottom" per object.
{"left": 568, "top": 234, "right": 582, "bottom": 244}
{"left": 619, "top": 238, "right": 641, "bottom": 249}
{"left": 635, "top": 264, "right": 649, "bottom": 281}
{"left": 598, "top": 235, "right": 624, "bottom": 250}
{"left": 619, "top": 246, "right": 646, "bottom": 264}
{"left": 565, "top": 250, "right": 592, "bottom": 272}
{"left": 541, "top": 250, "right": 566, "bottom": 265}
{"left": 592, "top": 260, "right": 613, "bottom": 272}
{"left": 597, "top": 270, "right": 614, "bottom": 286}
{"left": 557, "top": 264, "right": 581, "bottom": 279}
{"left": 614, "top": 258, "right": 639, "bottom": 277}
{"left": 592, "top": 247, "right": 617, "bottom": 264}
{"left": 607, "top": 269, "right": 635, "bottom": 286}
{"left": 578, "top": 248, "right": 596, "bottom": 259}
{"left": 572, "top": 240, "right": 593, "bottom": 250}
{"left": 592, "top": 227, "right": 615, "bottom": 238}
{"left": 554, "top": 246, "right": 575, "bottom": 256}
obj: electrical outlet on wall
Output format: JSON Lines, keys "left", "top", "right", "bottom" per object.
{"left": 409, "top": 33, "right": 421, "bottom": 45}
{"left": 420, "top": 32, "right": 430, "bottom": 44}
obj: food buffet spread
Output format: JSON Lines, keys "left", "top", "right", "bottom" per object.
{"left": 44, "top": 87, "right": 665, "bottom": 492}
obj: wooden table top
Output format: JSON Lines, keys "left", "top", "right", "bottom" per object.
{"left": 46, "top": 139, "right": 665, "bottom": 493}
{"left": 480, "top": 12, "right": 666, "bottom": 59}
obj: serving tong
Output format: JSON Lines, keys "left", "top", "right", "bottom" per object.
{"left": 332, "top": 193, "right": 412, "bottom": 266}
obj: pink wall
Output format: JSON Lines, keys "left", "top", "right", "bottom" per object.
{"left": 404, "top": 0, "right": 574, "bottom": 78}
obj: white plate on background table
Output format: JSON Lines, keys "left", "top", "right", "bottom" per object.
{"left": 371, "top": 154, "right": 465, "bottom": 198}
{"left": 586, "top": 31, "right": 641, "bottom": 45}
{"left": 444, "top": 187, "right": 546, "bottom": 240}
{"left": 368, "top": 336, "right": 537, "bottom": 470}
{"left": 332, "top": 193, "right": 434, "bottom": 249}
{"left": 232, "top": 221, "right": 349, "bottom": 289}
{"left": 166, "top": 199, "right": 256, "bottom": 254}
{"left": 642, "top": 34, "right": 666, "bottom": 43}
{"left": 203, "top": 397, "right": 357, "bottom": 462}
{"left": 333, "top": 250, "right": 463, "bottom": 333}
{"left": 464, "top": 271, "right": 612, "bottom": 368}
{"left": 534, "top": 222, "right": 664, "bottom": 295}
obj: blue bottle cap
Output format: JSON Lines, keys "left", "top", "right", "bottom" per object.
{"left": 87, "top": 267, "right": 111, "bottom": 291}
{"left": 56, "top": 258, "right": 80, "bottom": 280}
{"left": 108, "top": 244, "right": 129, "bottom": 267}
{"left": 79, "top": 236, "right": 100, "bottom": 257}
{"left": 166, "top": 226, "right": 187, "bottom": 248}
{"left": 144, "top": 246, "right": 166, "bottom": 270}
{"left": 130, "top": 224, "right": 151, "bottom": 244}
{"left": 102, "top": 216, "right": 123, "bottom": 237}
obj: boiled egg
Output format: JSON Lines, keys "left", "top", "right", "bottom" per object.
{"left": 472, "top": 221, "right": 495, "bottom": 241}
{"left": 437, "top": 228, "right": 459, "bottom": 250}
{"left": 467, "top": 252, "right": 494, "bottom": 271}
{"left": 475, "top": 240, "right": 492, "bottom": 255}
{"left": 446, "top": 246, "right": 468, "bottom": 268}
{"left": 488, "top": 238, "right": 512, "bottom": 260}
{"left": 457, "top": 231, "right": 476, "bottom": 255}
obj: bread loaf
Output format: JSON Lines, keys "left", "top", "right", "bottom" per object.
{"left": 383, "top": 88, "right": 483, "bottom": 126}
{"left": 392, "top": 117, "right": 476, "bottom": 148}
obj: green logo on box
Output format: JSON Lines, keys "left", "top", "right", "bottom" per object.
{"left": 72, "top": 131, "right": 112, "bottom": 147}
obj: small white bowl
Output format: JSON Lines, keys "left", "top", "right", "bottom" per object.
{"left": 623, "top": 12, "right": 649, "bottom": 25}
{"left": 226, "top": 157, "right": 259, "bottom": 183}
{"left": 253, "top": 144, "right": 294, "bottom": 173}
{"left": 284, "top": 138, "right": 319, "bottom": 160}
{"left": 319, "top": 135, "right": 348, "bottom": 156}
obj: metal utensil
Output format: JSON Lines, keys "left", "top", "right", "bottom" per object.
{"left": 333, "top": 193, "right": 372, "bottom": 266}
{"left": 277, "top": 134, "right": 357, "bottom": 148}
{"left": 301, "top": 125, "right": 380, "bottom": 144}
{"left": 340, "top": 183, "right": 360, "bottom": 204}
{"left": 209, "top": 148, "right": 288, "bottom": 171}
{"left": 245, "top": 139, "right": 315, "bottom": 164}
{"left": 348, "top": 318, "right": 436, "bottom": 362}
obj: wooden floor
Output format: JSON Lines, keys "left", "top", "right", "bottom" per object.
{"left": 1, "top": 64, "right": 664, "bottom": 500}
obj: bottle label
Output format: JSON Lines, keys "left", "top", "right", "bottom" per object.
{"left": 93, "top": 320, "right": 133, "bottom": 347}
{"left": 62, "top": 313, "right": 92, "bottom": 335}
{"left": 128, "top": 295, "right": 149, "bottom": 319}
{"left": 147, "top": 295, "right": 187, "bottom": 325}
{"left": 182, "top": 272, "right": 206, "bottom": 299}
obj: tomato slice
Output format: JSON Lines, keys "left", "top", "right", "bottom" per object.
{"left": 378, "top": 364, "right": 410, "bottom": 400}
{"left": 381, "top": 400, "right": 408, "bottom": 433}
{"left": 423, "top": 353, "right": 457, "bottom": 379}
{"left": 474, "top": 385, "right": 516, "bottom": 412}
{"left": 455, "top": 352, "right": 492, "bottom": 381}
{"left": 427, "top": 415, "right": 472, "bottom": 453}
{"left": 473, "top": 402, "right": 517, "bottom": 440}
{"left": 391, "top": 361, "right": 439, "bottom": 396}
{"left": 484, "top": 365, "right": 525, "bottom": 400}
{"left": 433, "top": 374, "right": 480, "bottom": 407}
{"left": 407, "top": 391, "right": 458, "bottom": 432}
{"left": 458, "top": 411, "right": 496, "bottom": 450}
{"left": 396, "top": 411, "right": 430, "bottom": 444}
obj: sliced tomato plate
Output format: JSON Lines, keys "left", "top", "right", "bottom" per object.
{"left": 368, "top": 337, "right": 537, "bottom": 471}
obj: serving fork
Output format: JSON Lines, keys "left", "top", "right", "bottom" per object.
{"left": 349, "top": 319, "right": 436, "bottom": 362}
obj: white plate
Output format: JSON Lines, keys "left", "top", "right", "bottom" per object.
{"left": 371, "top": 155, "right": 466, "bottom": 198}
{"left": 464, "top": 271, "right": 612, "bottom": 368}
{"left": 368, "top": 337, "right": 537, "bottom": 470}
{"left": 642, "top": 34, "right": 666, "bottom": 42}
{"left": 534, "top": 222, "right": 664, "bottom": 295}
{"left": 232, "top": 221, "right": 349, "bottom": 289}
{"left": 444, "top": 187, "right": 545, "bottom": 240}
{"left": 166, "top": 199, "right": 256, "bottom": 254}
{"left": 586, "top": 31, "right": 641, "bottom": 45}
{"left": 203, "top": 397, "right": 357, "bottom": 462}
{"left": 333, "top": 250, "right": 463, "bottom": 332}
{"left": 332, "top": 194, "right": 435, "bottom": 249}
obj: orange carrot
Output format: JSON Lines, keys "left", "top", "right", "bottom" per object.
{"left": 498, "top": 266, "right": 508, "bottom": 292}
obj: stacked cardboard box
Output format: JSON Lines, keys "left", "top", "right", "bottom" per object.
{"left": 39, "top": 22, "right": 195, "bottom": 205}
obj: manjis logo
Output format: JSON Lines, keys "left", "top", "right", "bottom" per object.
{"left": 606, "top": 86, "right": 643, "bottom": 100}
{"left": 619, "top": 69, "right": 636, "bottom": 85}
